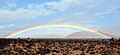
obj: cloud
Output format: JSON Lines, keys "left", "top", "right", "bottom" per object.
{"left": 0, "top": 0, "right": 17, "bottom": 9}
{"left": 0, "top": 8, "right": 55, "bottom": 20}
{"left": 0, "top": 0, "right": 119, "bottom": 21}
{"left": 0, "top": 0, "right": 82, "bottom": 20}
{"left": 8, "top": 24, "right": 14, "bottom": 27}
{"left": 44, "top": 0, "right": 81, "bottom": 11}
{"left": 74, "top": 12, "right": 87, "bottom": 16}
{"left": 94, "top": 6, "right": 120, "bottom": 16}
{"left": 0, "top": 24, "right": 15, "bottom": 29}
{"left": 49, "top": 12, "right": 98, "bottom": 25}
{"left": 6, "top": 2, "right": 16, "bottom": 8}
{"left": 0, "top": 26, "right": 4, "bottom": 29}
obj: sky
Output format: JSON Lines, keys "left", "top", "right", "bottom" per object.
{"left": 0, "top": 0, "right": 120, "bottom": 38}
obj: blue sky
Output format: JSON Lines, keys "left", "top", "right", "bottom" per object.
{"left": 0, "top": 0, "right": 120, "bottom": 38}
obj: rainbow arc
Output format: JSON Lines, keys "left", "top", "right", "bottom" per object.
{"left": 4, "top": 24, "right": 112, "bottom": 38}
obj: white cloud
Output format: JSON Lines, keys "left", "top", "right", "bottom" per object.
{"left": 0, "top": 8, "right": 56, "bottom": 20}
{"left": 45, "top": 0, "right": 81, "bottom": 11}
{"left": 94, "top": 5, "right": 120, "bottom": 16}
{"left": 0, "top": 26, "right": 4, "bottom": 29}
{"left": 74, "top": 12, "right": 87, "bottom": 16}
{"left": 0, "top": 0, "right": 119, "bottom": 20}
{"left": 0, "top": 24, "right": 14, "bottom": 29}
{"left": 0, "top": 0, "right": 82, "bottom": 20}
{"left": 8, "top": 24, "right": 14, "bottom": 27}
{"left": 49, "top": 13, "right": 98, "bottom": 25}
{"left": 6, "top": 2, "right": 16, "bottom": 8}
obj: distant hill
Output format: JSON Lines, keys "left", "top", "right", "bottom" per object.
{"left": 66, "top": 31, "right": 105, "bottom": 38}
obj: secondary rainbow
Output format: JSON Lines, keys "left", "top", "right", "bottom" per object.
{"left": 4, "top": 24, "right": 112, "bottom": 38}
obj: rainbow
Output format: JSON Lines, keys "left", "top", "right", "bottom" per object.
{"left": 4, "top": 24, "right": 112, "bottom": 38}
